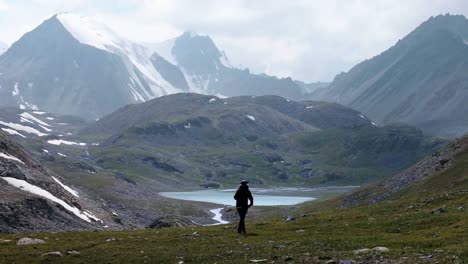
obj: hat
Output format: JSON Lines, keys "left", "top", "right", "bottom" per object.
{"left": 240, "top": 180, "right": 249, "bottom": 185}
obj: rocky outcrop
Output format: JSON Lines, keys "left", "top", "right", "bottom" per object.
{"left": 148, "top": 215, "right": 199, "bottom": 229}
{"left": 0, "top": 130, "right": 104, "bottom": 233}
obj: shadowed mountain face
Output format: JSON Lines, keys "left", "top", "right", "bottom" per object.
{"left": 312, "top": 14, "right": 468, "bottom": 138}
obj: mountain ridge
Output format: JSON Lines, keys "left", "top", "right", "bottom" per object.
{"left": 312, "top": 14, "right": 468, "bottom": 137}
{"left": 0, "top": 14, "right": 308, "bottom": 119}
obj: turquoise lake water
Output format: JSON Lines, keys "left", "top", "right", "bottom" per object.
{"left": 160, "top": 187, "right": 356, "bottom": 206}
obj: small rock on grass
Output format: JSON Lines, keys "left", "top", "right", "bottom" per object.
{"left": 372, "top": 246, "right": 390, "bottom": 253}
{"left": 249, "top": 259, "right": 267, "bottom": 263}
{"left": 353, "top": 248, "right": 371, "bottom": 254}
{"left": 17, "top": 238, "right": 45, "bottom": 245}
{"left": 66, "top": 250, "right": 80, "bottom": 255}
{"left": 419, "top": 254, "right": 433, "bottom": 260}
{"left": 432, "top": 208, "right": 447, "bottom": 214}
{"left": 42, "top": 251, "right": 63, "bottom": 257}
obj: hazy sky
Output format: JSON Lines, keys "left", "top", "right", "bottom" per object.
{"left": 1, "top": 0, "right": 467, "bottom": 82}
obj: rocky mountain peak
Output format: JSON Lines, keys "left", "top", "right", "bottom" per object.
{"left": 407, "top": 13, "right": 468, "bottom": 43}
{"left": 172, "top": 31, "right": 231, "bottom": 75}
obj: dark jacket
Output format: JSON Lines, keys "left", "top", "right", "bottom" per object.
{"left": 234, "top": 185, "right": 253, "bottom": 207}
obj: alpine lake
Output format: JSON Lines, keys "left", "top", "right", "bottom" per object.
{"left": 160, "top": 186, "right": 358, "bottom": 207}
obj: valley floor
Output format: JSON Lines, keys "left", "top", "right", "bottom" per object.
{"left": 0, "top": 186, "right": 465, "bottom": 264}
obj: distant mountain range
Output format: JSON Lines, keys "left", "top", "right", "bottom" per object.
{"left": 0, "top": 14, "right": 306, "bottom": 119}
{"left": 312, "top": 14, "right": 468, "bottom": 138}
{"left": 1, "top": 13, "right": 467, "bottom": 137}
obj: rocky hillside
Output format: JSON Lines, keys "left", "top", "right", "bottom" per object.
{"left": 0, "top": 93, "right": 444, "bottom": 230}
{"left": 0, "top": 133, "right": 464, "bottom": 262}
{"left": 78, "top": 93, "right": 441, "bottom": 189}
{"left": 0, "top": 130, "right": 109, "bottom": 233}
{"left": 0, "top": 107, "right": 88, "bottom": 139}
{"left": 342, "top": 134, "right": 468, "bottom": 207}
{"left": 313, "top": 14, "right": 468, "bottom": 138}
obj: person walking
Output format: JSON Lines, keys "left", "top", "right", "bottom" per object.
{"left": 234, "top": 180, "right": 253, "bottom": 234}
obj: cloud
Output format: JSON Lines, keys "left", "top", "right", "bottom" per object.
{"left": 1, "top": 0, "right": 468, "bottom": 82}
{"left": 0, "top": 0, "right": 8, "bottom": 11}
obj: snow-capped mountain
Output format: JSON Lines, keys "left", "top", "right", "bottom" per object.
{"left": 0, "top": 13, "right": 188, "bottom": 119}
{"left": 0, "top": 42, "right": 7, "bottom": 55}
{"left": 0, "top": 13, "right": 305, "bottom": 119}
{"left": 148, "top": 32, "right": 304, "bottom": 99}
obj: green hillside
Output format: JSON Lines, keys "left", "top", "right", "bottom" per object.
{"left": 1, "top": 137, "right": 466, "bottom": 263}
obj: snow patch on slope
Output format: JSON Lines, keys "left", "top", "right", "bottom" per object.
{"left": 1, "top": 128, "right": 26, "bottom": 138}
{"left": 0, "top": 121, "right": 47, "bottom": 137}
{"left": 51, "top": 176, "right": 79, "bottom": 198}
{"left": 12, "top": 82, "right": 19, "bottom": 96}
{"left": 0, "top": 152, "right": 24, "bottom": 164}
{"left": 20, "top": 112, "right": 51, "bottom": 128}
{"left": 1, "top": 177, "right": 95, "bottom": 222}
{"left": 57, "top": 14, "right": 121, "bottom": 52}
{"left": 47, "top": 139, "right": 86, "bottom": 146}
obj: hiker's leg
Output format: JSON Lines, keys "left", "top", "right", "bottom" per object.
{"left": 238, "top": 207, "right": 247, "bottom": 233}
{"left": 242, "top": 208, "right": 249, "bottom": 233}
{"left": 237, "top": 207, "right": 247, "bottom": 233}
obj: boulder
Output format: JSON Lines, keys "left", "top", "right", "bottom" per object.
{"left": 148, "top": 215, "right": 198, "bottom": 229}
{"left": 66, "top": 250, "right": 80, "bottom": 255}
{"left": 372, "top": 246, "right": 390, "bottom": 253}
{"left": 432, "top": 208, "right": 447, "bottom": 214}
{"left": 42, "top": 251, "right": 63, "bottom": 257}
{"left": 17, "top": 238, "right": 45, "bottom": 245}
{"left": 353, "top": 248, "right": 371, "bottom": 254}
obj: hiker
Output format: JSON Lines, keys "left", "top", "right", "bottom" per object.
{"left": 234, "top": 180, "right": 254, "bottom": 234}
